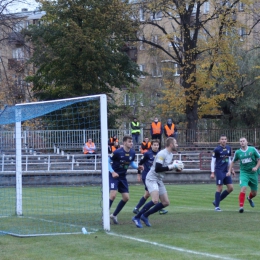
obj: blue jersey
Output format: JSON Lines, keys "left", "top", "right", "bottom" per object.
{"left": 110, "top": 147, "right": 136, "bottom": 176}
{"left": 212, "top": 145, "right": 232, "bottom": 173}
{"left": 139, "top": 149, "right": 158, "bottom": 179}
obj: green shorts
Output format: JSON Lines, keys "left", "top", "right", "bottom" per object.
{"left": 240, "top": 172, "right": 258, "bottom": 191}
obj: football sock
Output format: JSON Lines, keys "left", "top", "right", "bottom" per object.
{"left": 136, "top": 201, "right": 155, "bottom": 218}
{"left": 249, "top": 192, "right": 254, "bottom": 199}
{"left": 109, "top": 199, "right": 113, "bottom": 209}
{"left": 220, "top": 190, "right": 229, "bottom": 201}
{"left": 113, "top": 200, "right": 126, "bottom": 216}
{"left": 144, "top": 202, "right": 164, "bottom": 217}
{"left": 215, "top": 192, "right": 221, "bottom": 207}
{"left": 135, "top": 196, "right": 147, "bottom": 209}
{"left": 239, "top": 192, "right": 246, "bottom": 207}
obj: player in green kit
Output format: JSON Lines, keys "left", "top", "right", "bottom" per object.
{"left": 227, "top": 137, "right": 260, "bottom": 213}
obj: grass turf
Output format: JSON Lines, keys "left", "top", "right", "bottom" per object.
{"left": 1, "top": 183, "right": 260, "bottom": 259}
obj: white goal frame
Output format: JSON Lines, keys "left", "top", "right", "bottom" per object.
{"left": 15, "top": 94, "right": 110, "bottom": 231}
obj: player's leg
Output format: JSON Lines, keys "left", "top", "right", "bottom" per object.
{"left": 111, "top": 178, "right": 129, "bottom": 224}
{"left": 218, "top": 176, "right": 233, "bottom": 203}
{"left": 133, "top": 179, "right": 150, "bottom": 214}
{"left": 247, "top": 174, "right": 258, "bottom": 207}
{"left": 213, "top": 171, "right": 223, "bottom": 211}
{"left": 140, "top": 181, "right": 168, "bottom": 227}
{"left": 132, "top": 179, "right": 158, "bottom": 228}
{"left": 238, "top": 173, "right": 249, "bottom": 213}
{"left": 109, "top": 174, "right": 119, "bottom": 209}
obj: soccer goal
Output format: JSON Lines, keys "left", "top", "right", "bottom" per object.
{"left": 0, "top": 94, "right": 110, "bottom": 236}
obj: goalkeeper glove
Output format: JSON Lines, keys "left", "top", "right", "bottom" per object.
{"left": 168, "top": 160, "right": 184, "bottom": 171}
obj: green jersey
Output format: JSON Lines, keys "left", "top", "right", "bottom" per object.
{"left": 233, "top": 146, "right": 260, "bottom": 174}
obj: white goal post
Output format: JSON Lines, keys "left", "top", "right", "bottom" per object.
{"left": 14, "top": 94, "right": 110, "bottom": 232}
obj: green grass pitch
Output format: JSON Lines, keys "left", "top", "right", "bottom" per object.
{"left": 1, "top": 183, "right": 260, "bottom": 260}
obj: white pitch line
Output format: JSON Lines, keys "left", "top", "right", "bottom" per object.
{"left": 107, "top": 232, "right": 239, "bottom": 260}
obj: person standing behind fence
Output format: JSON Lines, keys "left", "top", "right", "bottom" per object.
{"left": 150, "top": 117, "right": 163, "bottom": 150}
{"left": 108, "top": 135, "right": 118, "bottom": 151}
{"left": 83, "top": 138, "right": 96, "bottom": 154}
{"left": 109, "top": 135, "right": 143, "bottom": 224}
{"left": 227, "top": 137, "right": 260, "bottom": 213}
{"left": 140, "top": 137, "right": 151, "bottom": 154}
{"left": 210, "top": 135, "right": 235, "bottom": 211}
{"left": 108, "top": 141, "right": 120, "bottom": 154}
{"left": 131, "top": 117, "right": 141, "bottom": 146}
{"left": 164, "top": 119, "right": 178, "bottom": 140}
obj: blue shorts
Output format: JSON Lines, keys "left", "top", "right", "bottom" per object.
{"left": 142, "top": 178, "right": 148, "bottom": 191}
{"left": 215, "top": 170, "right": 232, "bottom": 186}
{"left": 109, "top": 173, "right": 129, "bottom": 193}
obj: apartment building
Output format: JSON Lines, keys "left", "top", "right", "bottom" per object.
{"left": 0, "top": 8, "right": 45, "bottom": 106}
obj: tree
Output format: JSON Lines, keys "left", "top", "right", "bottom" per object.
{"left": 129, "top": 0, "right": 260, "bottom": 133}
{"left": 24, "top": 0, "right": 142, "bottom": 100}
{"left": 0, "top": 0, "right": 34, "bottom": 106}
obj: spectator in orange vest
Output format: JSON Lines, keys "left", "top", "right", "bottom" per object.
{"left": 83, "top": 138, "right": 96, "bottom": 155}
{"left": 164, "top": 119, "right": 178, "bottom": 140}
{"left": 150, "top": 117, "right": 163, "bottom": 149}
{"left": 108, "top": 141, "right": 120, "bottom": 154}
{"left": 108, "top": 135, "right": 119, "bottom": 153}
{"left": 140, "top": 137, "right": 151, "bottom": 154}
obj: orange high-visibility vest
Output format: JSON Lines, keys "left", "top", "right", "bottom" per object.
{"left": 151, "top": 122, "right": 161, "bottom": 135}
{"left": 109, "top": 137, "right": 118, "bottom": 144}
{"left": 140, "top": 141, "right": 151, "bottom": 154}
{"left": 84, "top": 142, "right": 95, "bottom": 154}
{"left": 164, "top": 124, "right": 175, "bottom": 137}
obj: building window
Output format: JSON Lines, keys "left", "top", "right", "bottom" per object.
{"left": 150, "top": 11, "right": 162, "bottom": 20}
{"left": 12, "top": 48, "right": 24, "bottom": 60}
{"left": 204, "top": 1, "right": 210, "bottom": 14}
{"left": 139, "top": 35, "right": 145, "bottom": 50}
{"left": 140, "top": 8, "right": 145, "bottom": 21}
{"left": 168, "top": 35, "right": 180, "bottom": 49}
{"left": 238, "top": 1, "right": 245, "bottom": 11}
{"left": 173, "top": 63, "right": 180, "bottom": 76}
{"left": 239, "top": 27, "right": 246, "bottom": 41}
{"left": 152, "top": 64, "right": 162, "bottom": 77}
{"left": 139, "top": 64, "right": 146, "bottom": 78}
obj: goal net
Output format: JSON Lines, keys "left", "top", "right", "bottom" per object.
{"left": 0, "top": 94, "right": 110, "bottom": 236}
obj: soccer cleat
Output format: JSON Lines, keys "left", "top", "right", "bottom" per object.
{"left": 133, "top": 208, "right": 139, "bottom": 214}
{"left": 110, "top": 214, "right": 118, "bottom": 224}
{"left": 214, "top": 207, "right": 221, "bottom": 212}
{"left": 141, "top": 214, "right": 151, "bottom": 227}
{"left": 159, "top": 209, "right": 168, "bottom": 215}
{"left": 212, "top": 201, "right": 216, "bottom": 207}
{"left": 132, "top": 216, "right": 143, "bottom": 228}
{"left": 239, "top": 207, "right": 244, "bottom": 213}
{"left": 247, "top": 197, "right": 255, "bottom": 207}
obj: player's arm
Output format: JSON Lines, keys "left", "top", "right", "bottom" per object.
{"left": 227, "top": 160, "right": 235, "bottom": 176}
{"left": 210, "top": 157, "right": 216, "bottom": 179}
{"left": 108, "top": 155, "right": 119, "bottom": 178}
{"left": 228, "top": 157, "right": 235, "bottom": 176}
{"left": 130, "top": 161, "right": 143, "bottom": 171}
{"left": 252, "top": 158, "right": 260, "bottom": 172}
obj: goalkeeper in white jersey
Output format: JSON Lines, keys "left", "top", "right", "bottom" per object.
{"left": 132, "top": 137, "right": 183, "bottom": 228}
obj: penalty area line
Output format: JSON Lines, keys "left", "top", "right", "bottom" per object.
{"left": 107, "top": 232, "right": 238, "bottom": 260}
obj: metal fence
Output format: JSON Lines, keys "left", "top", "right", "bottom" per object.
{"left": 1, "top": 128, "right": 260, "bottom": 151}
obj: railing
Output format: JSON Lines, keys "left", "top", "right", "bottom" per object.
{"left": 1, "top": 128, "right": 260, "bottom": 152}
{"left": 0, "top": 152, "right": 202, "bottom": 173}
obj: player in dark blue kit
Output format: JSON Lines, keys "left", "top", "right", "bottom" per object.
{"left": 109, "top": 135, "right": 143, "bottom": 224}
{"left": 133, "top": 139, "right": 168, "bottom": 215}
{"left": 210, "top": 135, "right": 235, "bottom": 211}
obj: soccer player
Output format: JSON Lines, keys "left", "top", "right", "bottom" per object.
{"left": 227, "top": 137, "right": 260, "bottom": 213}
{"left": 109, "top": 135, "right": 143, "bottom": 224}
{"left": 132, "top": 137, "right": 183, "bottom": 228}
{"left": 210, "top": 135, "right": 235, "bottom": 211}
{"left": 133, "top": 139, "right": 168, "bottom": 215}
